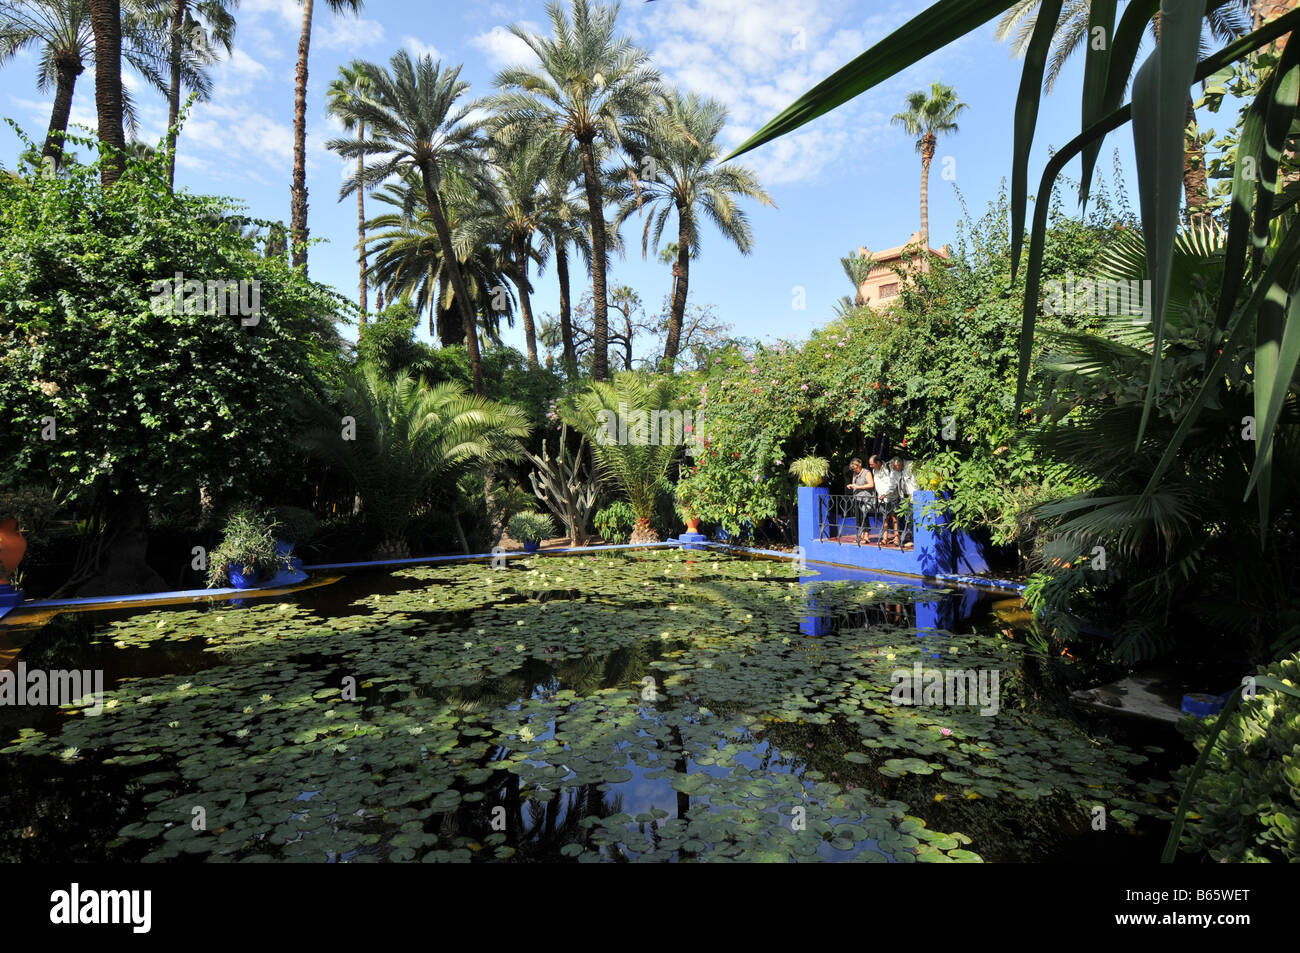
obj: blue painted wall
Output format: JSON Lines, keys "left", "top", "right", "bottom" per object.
{"left": 797, "top": 486, "right": 992, "bottom": 579}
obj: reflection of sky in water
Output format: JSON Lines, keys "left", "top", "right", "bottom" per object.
{"left": 487, "top": 565, "right": 1003, "bottom": 862}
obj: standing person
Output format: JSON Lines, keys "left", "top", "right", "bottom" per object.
{"left": 881, "top": 457, "right": 918, "bottom": 547}
{"left": 844, "top": 458, "right": 876, "bottom": 543}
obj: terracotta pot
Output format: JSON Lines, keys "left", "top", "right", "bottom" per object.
{"left": 685, "top": 516, "right": 701, "bottom": 533}
{"left": 0, "top": 518, "right": 26, "bottom": 585}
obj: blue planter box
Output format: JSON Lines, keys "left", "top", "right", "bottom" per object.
{"left": 228, "top": 566, "right": 261, "bottom": 589}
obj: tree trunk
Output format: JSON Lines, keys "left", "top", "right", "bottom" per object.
{"left": 42, "top": 51, "right": 83, "bottom": 170}
{"left": 290, "top": 0, "right": 314, "bottom": 272}
{"left": 89, "top": 0, "right": 125, "bottom": 187}
{"left": 577, "top": 136, "right": 610, "bottom": 381}
{"left": 422, "top": 171, "right": 484, "bottom": 395}
{"left": 166, "top": 0, "right": 184, "bottom": 190}
{"left": 1183, "top": 96, "right": 1211, "bottom": 224}
{"left": 556, "top": 242, "right": 577, "bottom": 378}
{"left": 514, "top": 236, "right": 539, "bottom": 370}
{"left": 663, "top": 214, "right": 689, "bottom": 369}
{"left": 919, "top": 133, "right": 935, "bottom": 250}
{"left": 376, "top": 287, "right": 384, "bottom": 313}
{"left": 357, "top": 120, "right": 367, "bottom": 319}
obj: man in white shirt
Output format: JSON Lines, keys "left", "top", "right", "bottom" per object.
{"left": 881, "top": 457, "right": 916, "bottom": 546}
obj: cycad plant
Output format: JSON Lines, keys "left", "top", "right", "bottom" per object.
{"left": 302, "top": 366, "right": 531, "bottom": 556}
{"left": 568, "top": 371, "right": 682, "bottom": 542}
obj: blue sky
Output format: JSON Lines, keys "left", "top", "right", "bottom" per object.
{"left": 0, "top": 0, "right": 1161, "bottom": 355}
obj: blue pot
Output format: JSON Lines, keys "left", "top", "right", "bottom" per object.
{"left": 274, "top": 539, "right": 294, "bottom": 558}
{"left": 523, "top": 540, "right": 540, "bottom": 553}
{"left": 228, "top": 565, "right": 261, "bottom": 589}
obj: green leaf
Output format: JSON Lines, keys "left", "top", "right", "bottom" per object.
{"left": 1078, "top": 0, "right": 1120, "bottom": 213}
{"left": 725, "top": 0, "right": 1019, "bottom": 160}
{"left": 1129, "top": 0, "right": 1202, "bottom": 448}
{"left": 1144, "top": 215, "right": 1300, "bottom": 493}
{"left": 1009, "top": 0, "right": 1065, "bottom": 282}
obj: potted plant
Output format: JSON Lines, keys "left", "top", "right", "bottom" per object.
{"left": 0, "top": 486, "right": 59, "bottom": 602}
{"left": 508, "top": 511, "right": 555, "bottom": 554}
{"left": 674, "top": 481, "right": 702, "bottom": 533}
{"left": 206, "top": 508, "right": 284, "bottom": 589}
{"left": 789, "top": 456, "right": 830, "bottom": 487}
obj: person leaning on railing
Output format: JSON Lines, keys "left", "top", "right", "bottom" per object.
{"left": 845, "top": 457, "right": 877, "bottom": 542}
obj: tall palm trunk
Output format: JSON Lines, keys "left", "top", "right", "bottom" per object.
{"left": 577, "top": 136, "right": 610, "bottom": 380}
{"left": 357, "top": 120, "right": 368, "bottom": 319}
{"left": 556, "top": 242, "right": 577, "bottom": 378}
{"left": 421, "top": 172, "right": 484, "bottom": 395}
{"left": 663, "top": 212, "right": 689, "bottom": 369}
{"left": 513, "top": 235, "right": 539, "bottom": 370}
{"left": 165, "top": 0, "right": 185, "bottom": 189}
{"left": 90, "top": 0, "right": 125, "bottom": 187}
{"left": 42, "top": 50, "right": 83, "bottom": 169}
{"left": 290, "top": 0, "right": 314, "bottom": 272}
{"left": 918, "top": 131, "right": 935, "bottom": 250}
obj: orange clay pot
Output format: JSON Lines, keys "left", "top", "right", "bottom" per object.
{"left": 0, "top": 518, "right": 26, "bottom": 585}
{"left": 685, "top": 516, "right": 701, "bottom": 532}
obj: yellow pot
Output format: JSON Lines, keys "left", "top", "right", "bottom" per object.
{"left": 800, "top": 474, "right": 824, "bottom": 487}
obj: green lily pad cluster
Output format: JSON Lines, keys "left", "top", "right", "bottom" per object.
{"left": 0, "top": 550, "right": 1169, "bottom": 862}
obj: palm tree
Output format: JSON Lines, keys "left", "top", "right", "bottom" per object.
{"left": 617, "top": 90, "right": 771, "bottom": 369}
{"left": 491, "top": 0, "right": 662, "bottom": 382}
{"left": 488, "top": 137, "right": 570, "bottom": 371}
{"left": 570, "top": 371, "right": 682, "bottom": 543}
{"left": 290, "top": 0, "right": 363, "bottom": 272}
{"left": 87, "top": 0, "right": 124, "bottom": 185}
{"left": 327, "top": 60, "right": 374, "bottom": 319}
{"left": 534, "top": 140, "right": 595, "bottom": 380}
{"left": 328, "top": 52, "right": 490, "bottom": 394}
{"left": 364, "top": 172, "right": 514, "bottom": 348}
{"left": 1, "top": 0, "right": 164, "bottom": 172}
{"left": 994, "top": 1, "right": 1248, "bottom": 221}
{"left": 303, "top": 367, "right": 531, "bottom": 556}
{"left": 890, "top": 82, "right": 967, "bottom": 250}
{"left": 156, "top": 0, "right": 234, "bottom": 189}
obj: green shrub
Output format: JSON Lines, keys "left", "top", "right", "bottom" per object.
{"left": 272, "top": 505, "right": 320, "bottom": 546}
{"left": 206, "top": 509, "right": 285, "bottom": 587}
{"left": 1177, "top": 652, "right": 1300, "bottom": 862}
{"left": 507, "top": 510, "right": 554, "bottom": 545}
{"left": 593, "top": 501, "right": 637, "bottom": 544}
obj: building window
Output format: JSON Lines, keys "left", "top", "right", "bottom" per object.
{"left": 879, "top": 282, "right": 900, "bottom": 300}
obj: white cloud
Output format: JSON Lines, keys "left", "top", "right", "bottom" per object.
{"left": 403, "top": 36, "right": 442, "bottom": 61}
{"left": 319, "top": 15, "right": 385, "bottom": 50}
{"left": 628, "top": 0, "right": 953, "bottom": 188}
{"left": 470, "top": 24, "right": 540, "bottom": 69}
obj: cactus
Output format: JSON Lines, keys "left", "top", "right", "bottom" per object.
{"left": 524, "top": 423, "right": 597, "bottom": 546}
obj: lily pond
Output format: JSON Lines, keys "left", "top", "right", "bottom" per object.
{"left": 0, "top": 550, "right": 1175, "bottom": 863}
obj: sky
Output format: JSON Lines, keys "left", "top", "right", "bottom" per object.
{"left": 0, "top": 0, "right": 1166, "bottom": 357}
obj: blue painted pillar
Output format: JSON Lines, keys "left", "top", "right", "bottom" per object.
{"left": 911, "top": 490, "right": 952, "bottom": 575}
{"left": 798, "top": 485, "right": 828, "bottom": 550}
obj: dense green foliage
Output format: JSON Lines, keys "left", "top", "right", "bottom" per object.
{"left": 1177, "top": 652, "right": 1300, "bottom": 862}
{"left": 0, "top": 145, "right": 345, "bottom": 509}
{"left": 675, "top": 187, "right": 1121, "bottom": 545}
